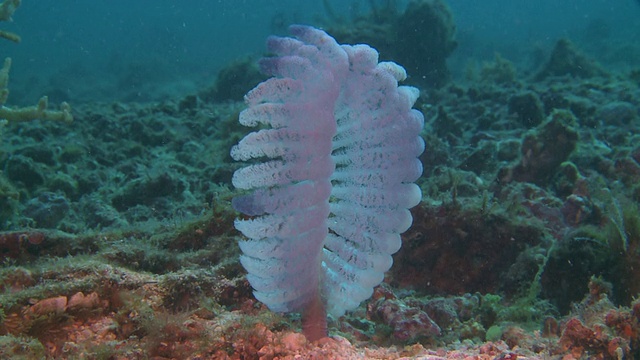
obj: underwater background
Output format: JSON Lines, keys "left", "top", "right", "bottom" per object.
{"left": 6, "top": 0, "right": 640, "bottom": 104}
{"left": 1, "top": 0, "right": 640, "bottom": 358}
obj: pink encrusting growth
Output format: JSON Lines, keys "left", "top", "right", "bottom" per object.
{"left": 231, "top": 25, "right": 424, "bottom": 341}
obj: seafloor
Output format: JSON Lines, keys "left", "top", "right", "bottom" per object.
{"left": 2, "top": 3, "right": 640, "bottom": 360}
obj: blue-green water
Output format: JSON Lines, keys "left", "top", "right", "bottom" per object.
{"left": 3, "top": 0, "right": 639, "bottom": 104}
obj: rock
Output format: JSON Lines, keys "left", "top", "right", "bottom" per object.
{"left": 24, "top": 192, "right": 70, "bottom": 228}
{"left": 508, "top": 91, "right": 545, "bottom": 128}
{"left": 499, "top": 109, "right": 578, "bottom": 186}
{"left": 535, "top": 38, "right": 607, "bottom": 80}
{"left": 595, "top": 101, "right": 637, "bottom": 126}
{"left": 396, "top": 0, "right": 457, "bottom": 87}
{"left": 4, "top": 155, "right": 45, "bottom": 190}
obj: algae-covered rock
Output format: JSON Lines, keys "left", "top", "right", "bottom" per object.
{"left": 3, "top": 154, "right": 45, "bottom": 191}
{"left": 0, "top": 173, "right": 19, "bottom": 228}
{"left": 111, "top": 173, "right": 186, "bottom": 211}
{"left": 479, "top": 53, "right": 517, "bottom": 85}
{"left": 395, "top": 0, "right": 457, "bottom": 87}
{"left": 328, "top": 0, "right": 456, "bottom": 88}
{"left": 535, "top": 39, "right": 607, "bottom": 80}
{"left": 499, "top": 110, "right": 579, "bottom": 186}
{"left": 24, "top": 192, "right": 70, "bottom": 228}
{"left": 200, "top": 58, "right": 266, "bottom": 103}
{"left": 508, "top": 92, "right": 545, "bottom": 128}
{"left": 595, "top": 101, "right": 638, "bottom": 126}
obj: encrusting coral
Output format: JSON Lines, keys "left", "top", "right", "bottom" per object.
{"left": 0, "top": 0, "right": 73, "bottom": 125}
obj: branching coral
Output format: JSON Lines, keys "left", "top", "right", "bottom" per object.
{"left": 0, "top": 0, "right": 21, "bottom": 43}
{"left": 0, "top": 0, "right": 73, "bottom": 125}
{"left": 0, "top": 58, "right": 73, "bottom": 124}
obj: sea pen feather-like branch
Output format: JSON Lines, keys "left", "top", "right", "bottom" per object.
{"left": 231, "top": 25, "right": 424, "bottom": 341}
